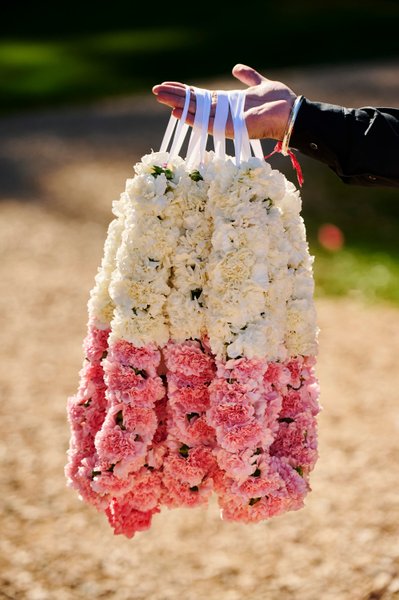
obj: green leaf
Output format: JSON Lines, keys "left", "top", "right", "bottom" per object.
{"left": 189, "top": 485, "right": 199, "bottom": 492}
{"left": 101, "top": 350, "right": 108, "bottom": 360}
{"left": 91, "top": 470, "right": 101, "bottom": 479}
{"left": 179, "top": 444, "right": 190, "bottom": 458}
{"left": 294, "top": 466, "right": 304, "bottom": 477}
{"left": 131, "top": 367, "right": 148, "bottom": 379}
{"left": 189, "top": 170, "right": 203, "bottom": 182}
{"left": 151, "top": 165, "right": 173, "bottom": 180}
{"left": 252, "top": 468, "right": 261, "bottom": 477}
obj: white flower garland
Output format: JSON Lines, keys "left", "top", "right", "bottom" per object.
{"left": 86, "top": 151, "right": 317, "bottom": 360}
{"left": 107, "top": 152, "right": 185, "bottom": 347}
{"left": 204, "top": 155, "right": 318, "bottom": 361}
{"left": 165, "top": 165, "right": 212, "bottom": 340}
{"left": 87, "top": 193, "right": 126, "bottom": 329}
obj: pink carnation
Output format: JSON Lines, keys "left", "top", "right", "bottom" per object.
{"left": 219, "top": 420, "right": 263, "bottom": 453}
{"left": 90, "top": 465, "right": 137, "bottom": 497}
{"left": 222, "top": 357, "right": 267, "bottom": 387}
{"left": 104, "top": 361, "right": 149, "bottom": 394}
{"left": 115, "top": 468, "right": 163, "bottom": 511}
{"left": 162, "top": 473, "right": 213, "bottom": 508}
{"left": 77, "top": 362, "right": 106, "bottom": 396}
{"left": 261, "top": 390, "right": 282, "bottom": 434}
{"left": 209, "top": 378, "right": 248, "bottom": 405}
{"left": 95, "top": 422, "right": 145, "bottom": 467}
{"left": 116, "top": 377, "right": 165, "bottom": 407}
{"left": 264, "top": 362, "right": 291, "bottom": 388}
{"left": 286, "top": 357, "right": 304, "bottom": 389}
{"left": 169, "top": 386, "right": 210, "bottom": 412}
{"left": 145, "top": 443, "right": 167, "bottom": 470}
{"left": 65, "top": 453, "right": 109, "bottom": 510}
{"left": 83, "top": 323, "right": 110, "bottom": 362}
{"left": 232, "top": 473, "right": 282, "bottom": 500}
{"left": 280, "top": 384, "right": 320, "bottom": 419}
{"left": 274, "top": 457, "right": 308, "bottom": 506}
{"left": 270, "top": 412, "right": 318, "bottom": 471}
{"left": 105, "top": 501, "right": 159, "bottom": 538}
{"left": 208, "top": 402, "right": 254, "bottom": 427}
{"left": 109, "top": 339, "right": 160, "bottom": 376}
{"left": 214, "top": 447, "right": 256, "bottom": 483}
{"left": 163, "top": 446, "right": 216, "bottom": 486}
{"left": 219, "top": 492, "right": 288, "bottom": 523}
{"left": 165, "top": 341, "right": 215, "bottom": 380}
{"left": 169, "top": 413, "right": 216, "bottom": 446}
{"left": 122, "top": 404, "right": 158, "bottom": 441}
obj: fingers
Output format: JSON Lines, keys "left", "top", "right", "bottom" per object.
{"left": 172, "top": 107, "right": 234, "bottom": 138}
{"left": 156, "top": 90, "right": 197, "bottom": 112}
{"left": 154, "top": 85, "right": 219, "bottom": 119}
{"left": 232, "top": 64, "right": 264, "bottom": 87}
{"left": 152, "top": 82, "right": 186, "bottom": 94}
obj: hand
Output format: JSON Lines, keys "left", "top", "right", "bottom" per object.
{"left": 152, "top": 64, "right": 297, "bottom": 141}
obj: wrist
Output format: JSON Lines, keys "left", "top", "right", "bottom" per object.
{"left": 281, "top": 95, "right": 304, "bottom": 155}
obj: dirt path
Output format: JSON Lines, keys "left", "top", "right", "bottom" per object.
{"left": 1, "top": 60, "right": 399, "bottom": 600}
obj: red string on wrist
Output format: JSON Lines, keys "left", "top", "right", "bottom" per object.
{"left": 264, "top": 141, "right": 304, "bottom": 188}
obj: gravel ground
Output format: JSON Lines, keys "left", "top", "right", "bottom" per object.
{"left": 1, "top": 59, "right": 399, "bottom": 600}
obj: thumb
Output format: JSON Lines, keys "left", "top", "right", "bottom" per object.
{"left": 232, "top": 64, "right": 264, "bottom": 87}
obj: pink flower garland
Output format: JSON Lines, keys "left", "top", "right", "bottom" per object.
{"left": 92, "top": 339, "right": 167, "bottom": 535}
{"left": 161, "top": 339, "right": 219, "bottom": 509}
{"left": 66, "top": 326, "right": 319, "bottom": 535}
{"left": 65, "top": 321, "right": 111, "bottom": 510}
{"left": 210, "top": 355, "right": 319, "bottom": 522}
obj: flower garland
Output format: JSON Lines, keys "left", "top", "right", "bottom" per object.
{"left": 65, "top": 192, "right": 126, "bottom": 509}
{"left": 204, "top": 156, "right": 319, "bottom": 522}
{"left": 93, "top": 152, "right": 185, "bottom": 534}
{"left": 160, "top": 165, "right": 220, "bottom": 510}
{"left": 66, "top": 148, "right": 320, "bottom": 538}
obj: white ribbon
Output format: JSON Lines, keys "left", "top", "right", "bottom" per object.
{"left": 213, "top": 90, "right": 229, "bottom": 160}
{"left": 186, "top": 87, "right": 212, "bottom": 169}
{"left": 159, "top": 85, "right": 264, "bottom": 166}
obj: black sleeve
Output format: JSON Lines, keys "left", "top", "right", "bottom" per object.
{"left": 289, "top": 97, "right": 399, "bottom": 188}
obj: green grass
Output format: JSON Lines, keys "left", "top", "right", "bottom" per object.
{"left": 0, "top": 28, "right": 199, "bottom": 112}
{"left": 313, "top": 247, "right": 399, "bottom": 304}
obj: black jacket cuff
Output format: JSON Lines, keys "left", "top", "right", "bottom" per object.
{"left": 289, "top": 97, "right": 399, "bottom": 188}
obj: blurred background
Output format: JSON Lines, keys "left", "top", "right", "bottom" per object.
{"left": 1, "top": 2, "right": 399, "bottom": 599}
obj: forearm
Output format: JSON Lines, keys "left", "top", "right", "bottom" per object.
{"left": 289, "top": 98, "right": 399, "bottom": 188}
